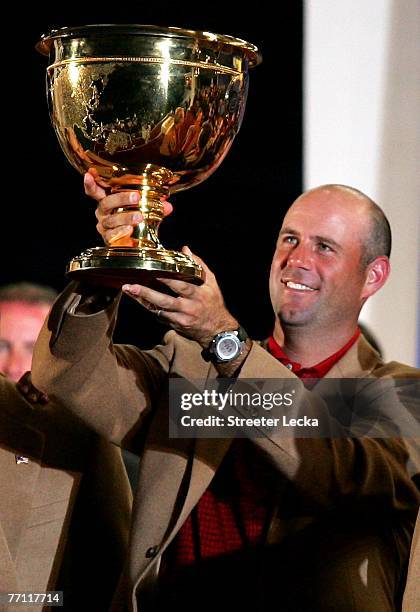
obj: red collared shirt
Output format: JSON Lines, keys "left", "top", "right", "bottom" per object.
{"left": 268, "top": 328, "right": 360, "bottom": 379}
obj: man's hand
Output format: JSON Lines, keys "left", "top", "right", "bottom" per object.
{"left": 84, "top": 172, "right": 173, "bottom": 245}
{"left": 122, "top": 246, "right": 239, "bottom": 348}
{"left": 17, "top": 371, "right": 49, "bottom": 405}
{"left": 84, "top": 172, "right": 241, "bottom": 351}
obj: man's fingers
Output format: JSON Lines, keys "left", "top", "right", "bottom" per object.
{"left": 96, "top": 193, "right": 165, "bottom": 244}
{"left": 156, "top": 310, "right": 190, "bottom": 327}
{"left": 162, "top": 200, "right": 173, "bottom": 217}
{"left": 157, "top": 278, "right": 196, "bottom": 297}
{"left": 84, "top": 172, "right": 107, "bottom": 201}
{"left": 98, "top": 192, "right": 169, "bottom": 216}
{"left": 87, "top": 168, "right": 109, "bottom": 189}
{"left": 122, "top": 284, "right": 179, "bottom": 311}
{"left": 181, "top": 245, "right": 206, "bottom": 268}
{"left": 97, "top": 191, "right": 140, "bottom": 214}
{"left": 101, "top": 210, "right": 143, "bottom": 230}
{"left": 106, "top": 226, "right": 134, "bottom": 244}
{"left": 85, "top": 175, "right": 173, "bottom": 220}
{"left": 181, "top": 245, "right": 212, "bottom": 278}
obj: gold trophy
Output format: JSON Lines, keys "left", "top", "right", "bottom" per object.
{"left": 37, "top": 25, "right": 261, "bottom": 287}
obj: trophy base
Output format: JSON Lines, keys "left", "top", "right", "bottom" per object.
{"left": 67, "top": 247, "right": 204, "bottom": 289}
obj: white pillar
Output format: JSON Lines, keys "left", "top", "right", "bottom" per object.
{"left": 304, "top": 0, "right": 420, "bottom": 365}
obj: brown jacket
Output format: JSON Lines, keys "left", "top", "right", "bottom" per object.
{"left": 0, "top": 373, "right": 132, "bottom": 611}
{"left": 32, "top": 283, "right": 420, "bottom": 611}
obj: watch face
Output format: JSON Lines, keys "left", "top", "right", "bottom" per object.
{"left": 216, "top": 335, "right": 240, "bottom": 360}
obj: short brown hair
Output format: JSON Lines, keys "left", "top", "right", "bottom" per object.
{"left": 0, "top": 282, "right": 57, "bottom": 305}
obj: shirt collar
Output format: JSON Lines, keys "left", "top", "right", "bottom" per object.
{"left": 267, "top": 328, "right": 361, "bottom": 379}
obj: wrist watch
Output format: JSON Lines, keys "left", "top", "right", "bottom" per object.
{"left": 202, "top": 326, "right": 248, "bottom": 363}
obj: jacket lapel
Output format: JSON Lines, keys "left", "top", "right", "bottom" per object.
{"left": 323, "top": 335, "right": 381, "bottom": 379}
{"left": 131, "top": 360, "right": 233, "bottom": 586}
{"left": 172, "top": 436, "right": 233, "bottom": 536}
{"left": 168, "top": 361, "right": 233, "bottom": 535}
{"left": 0, "top": 522, "right": 19, "bottom": 590}
{"left": 0, "top": 414, "right": 44, "bottom": 565}
{"left": 128, "top": 391, "right": 195, "bottom": 583}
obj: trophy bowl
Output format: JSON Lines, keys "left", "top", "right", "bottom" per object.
{"left": 37, "top": 24, "right": 261, "bottom": 287}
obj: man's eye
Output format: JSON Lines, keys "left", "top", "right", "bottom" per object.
{"left": 318, "top": 242, "right": 333, "bottom": 252}
{"left": 284, "top": 236, "right": 298, "bottom": 245}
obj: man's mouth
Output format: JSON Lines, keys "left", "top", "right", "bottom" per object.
{"left": 284, "top": 281, "right": 317, "bottom": 292}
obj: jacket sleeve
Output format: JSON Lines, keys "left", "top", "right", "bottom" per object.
{"left": 32, "top": 282, "right": 175, "bottom": 447}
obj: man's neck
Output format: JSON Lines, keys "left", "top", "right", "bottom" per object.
{"left": 272, "top": 318, "right": 359, "bottom": 367}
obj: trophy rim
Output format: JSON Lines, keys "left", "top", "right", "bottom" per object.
{"left": 36, "top": 23, "right": 262, "bottom": 67}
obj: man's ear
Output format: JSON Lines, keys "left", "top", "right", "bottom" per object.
{"left": 361, "top": 256, "right": 391, "bottom": 300}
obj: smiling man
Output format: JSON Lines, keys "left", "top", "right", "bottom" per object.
{"left": 31, "top": 181, "right": 419, "bottom": 611}
{"left": 268, "top": 186, "right": 390, "bottom": 365}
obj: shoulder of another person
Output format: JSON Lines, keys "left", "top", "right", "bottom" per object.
{"left": 0, "top": 375, "right": 45, "bottom": 459}
{"left": 3, "top": 374, "right": 91, "bottom": 446}
{"left": 0, "top": 373, "right": 35, "bottom": 421}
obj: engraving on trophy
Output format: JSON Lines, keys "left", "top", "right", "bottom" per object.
{"left": 38, "top": 25, "right": 261, "bottom": 287}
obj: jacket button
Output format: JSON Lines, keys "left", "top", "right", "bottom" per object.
{"left": 145, "top": 546, "right": 159, "bottom": 558}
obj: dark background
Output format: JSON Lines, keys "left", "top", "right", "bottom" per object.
{"left": 5, "top": 1, "right": 302, "bottom": 345}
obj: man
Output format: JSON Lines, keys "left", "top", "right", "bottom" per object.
{"left": 32, "top": 179, "right": 420, "bottom": 611}
{"left": 0, "top": 282, "right": 132, "bottom": 608}
{"left": 0, "top": 283, "right": 56, "bottom": 382}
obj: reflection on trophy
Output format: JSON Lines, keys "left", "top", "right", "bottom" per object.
{"left": 37, "top": 24, "right": 261, "bottom": 287}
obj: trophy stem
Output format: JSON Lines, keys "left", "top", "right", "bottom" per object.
{"left": 136, "top": 188, "right": 164, "bottom": 249}
{"left": 67, "top": 167, "right": 204, "bottom": 287}
{"left": 110, "top": 184, "right": 168, "bottom": 250}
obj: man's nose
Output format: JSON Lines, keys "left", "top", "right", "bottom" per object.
{"left": 287, "top": 242, "right": 313, "bottom": 269}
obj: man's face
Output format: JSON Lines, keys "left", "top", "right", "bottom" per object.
{"left": 0, "top": 301, "right": 50, "bottom": 382}
{"left": 269, "top": 189, "right": 371, "bottom": 332}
